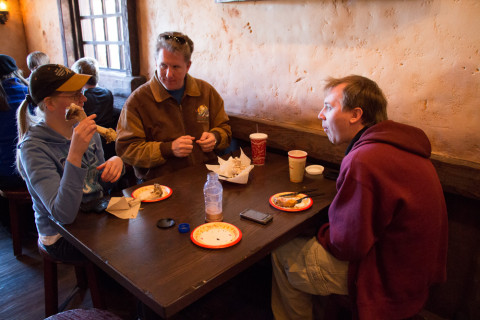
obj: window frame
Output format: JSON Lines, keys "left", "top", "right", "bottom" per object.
{"left": 78, "top": 0, "right": 125, "bottom": 71}
{"left": 57, "top": 0, "right": 139, "bottom": 76}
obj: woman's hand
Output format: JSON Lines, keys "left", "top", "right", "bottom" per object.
{"left": 96, "top": 156, "right": 123, "bottom": 183}
{"left": 67, "top": 114, "right": 97, "bottom": 167}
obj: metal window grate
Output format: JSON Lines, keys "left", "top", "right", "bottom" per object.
{"left": 78, "top": 0, "right": 125, "bottom": 72}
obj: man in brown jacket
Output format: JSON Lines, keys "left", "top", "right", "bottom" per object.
{"left": 116, "top": 31, "right": 232, "bottom": 181}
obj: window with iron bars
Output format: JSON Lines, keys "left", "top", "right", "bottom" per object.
{"left": 78, "top": 0, "right": 126, "bottom": 72}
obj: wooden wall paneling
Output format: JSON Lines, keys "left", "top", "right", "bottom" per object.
{"left": 228, "top": 114, "right": 480, "bottom": 200}
{"left": 431, "top": 155, "right": 480, "bottom": 201}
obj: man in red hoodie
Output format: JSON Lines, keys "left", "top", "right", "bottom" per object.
{"left": 271, "top": 75, "right": 448, "bottom": 320}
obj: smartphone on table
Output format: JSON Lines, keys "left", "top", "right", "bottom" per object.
{"left": 240, "top": 208, "right": 273, "bottom": 225}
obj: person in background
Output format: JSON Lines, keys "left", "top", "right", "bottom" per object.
{"left": 26, "top": 51, "right": 50, "bottom": 78}
{"left": 116, "top": 31, "right": 232, "bottom": 182}
{"left": 0, "top": 54, "right": 29, "bottom": 189}
{"left": 16, "top": 64, "right": 123, "bottom": 262}
{"left": 71, "top": 57, "right": 117, "bottom": 160}
{"left": 271, "top": 75, "right": 448, "bottom": 319}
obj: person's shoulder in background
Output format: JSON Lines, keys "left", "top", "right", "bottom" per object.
{"left": 83, "top": 86, "right": 115, "bottom": 128}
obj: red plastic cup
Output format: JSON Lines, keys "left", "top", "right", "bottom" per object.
{"left": 249, "top": 133, "right": 268, "bottom": 166}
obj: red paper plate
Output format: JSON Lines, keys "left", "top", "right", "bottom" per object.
{"left": 131, "top": 185, "right": 172, "bottom": 202}
{"left": 269, "top": 192, "right": 313, "bottom": 212}
{"left": 191, "top": 222, "right": 242, "bottom": 249}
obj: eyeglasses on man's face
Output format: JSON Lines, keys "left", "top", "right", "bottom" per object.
{"left": 161, "top": 34, "right": 187, "bottom": 45}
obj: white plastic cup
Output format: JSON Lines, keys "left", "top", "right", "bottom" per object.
{"left": 288, "top": 150, "right": 308, "bottom": 183}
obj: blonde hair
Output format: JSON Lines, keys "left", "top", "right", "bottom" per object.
{"left": 16, "top": 98, "right": 43, "bottom": 173}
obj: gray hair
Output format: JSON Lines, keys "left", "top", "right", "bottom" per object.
{"left": 26, "top": 51, "right": 50, "bottom": 71}
{"left": 156, "top": 32, "right": 194, "bottom": 63}
{"left": 71, "top": 57, "right": 99, "bottom": 86}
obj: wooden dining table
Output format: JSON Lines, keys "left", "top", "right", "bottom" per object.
{"left": 51, "top": 150, "right": 337, "bottom": 319}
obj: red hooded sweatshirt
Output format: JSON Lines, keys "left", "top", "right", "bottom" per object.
{"left": 317, "top": 120, "right": 448, "bottom": 319}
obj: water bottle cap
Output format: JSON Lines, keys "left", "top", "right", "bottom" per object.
{"left": 178, "top": 223, "right": 190, "bottom": 233}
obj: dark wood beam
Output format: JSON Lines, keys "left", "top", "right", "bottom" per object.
{"left": 228, "top": 114, "right": 480, "bottom": 200}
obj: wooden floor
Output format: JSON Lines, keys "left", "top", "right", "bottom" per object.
{"left": 0, "top": 204, "right": 274, "bottom": 320}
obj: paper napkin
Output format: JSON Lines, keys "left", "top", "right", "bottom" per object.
{"left": 106, "top": 197, "right": 141, "bottom": 219}
{"left": 206, "top": 148, "right": 254, "bottom": 184}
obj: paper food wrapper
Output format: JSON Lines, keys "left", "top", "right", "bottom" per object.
{"left": 106, "top": 197, "right": 141, "bottom": 219}
{"left": 206, "top": 148, "right": 254, "bottom": 184}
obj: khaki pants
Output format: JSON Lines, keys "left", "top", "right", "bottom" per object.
{"left": 271, "top": 237, "right": 349, "bottom": 320}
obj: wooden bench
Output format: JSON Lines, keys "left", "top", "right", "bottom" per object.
{"left": 228, "top": 114, "right": 480, "bottom": 200}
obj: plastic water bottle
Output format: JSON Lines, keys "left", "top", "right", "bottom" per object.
{"left": 204, "top": 172, "right": 223, "bottom": 222}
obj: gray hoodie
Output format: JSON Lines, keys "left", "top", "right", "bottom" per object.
{"left": 17, "top": 121, "right": 105, "bottom": 238}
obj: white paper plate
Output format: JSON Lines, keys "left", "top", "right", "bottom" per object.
{"left": 191, "top": 222, "right": 242, "bottom": 249}
{"left": 269, "top": 192, "right": 313, "bottom": 212}
{"left": 131, "top": 185, "right": 172, "bottom": 202}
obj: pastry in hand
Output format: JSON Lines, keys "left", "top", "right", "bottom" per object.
{"left": 65, "top": 103, "right": 117, "bottom": 143}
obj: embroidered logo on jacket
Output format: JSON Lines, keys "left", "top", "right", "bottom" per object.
{"left": 196, "top": 105, "right": 209, "bottom": 123}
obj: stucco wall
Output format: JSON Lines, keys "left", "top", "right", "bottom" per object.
{"left": 0, "top": 0, "right": 28, "bottom": 74}
{"left": 16, "top": 0, "right": 480, "bottom": 164}
{"left": 138, "top": 0, "right": 480, "bottom": 163}
{"left": 19, "top": 0, "right": 63, "bottom": 68}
